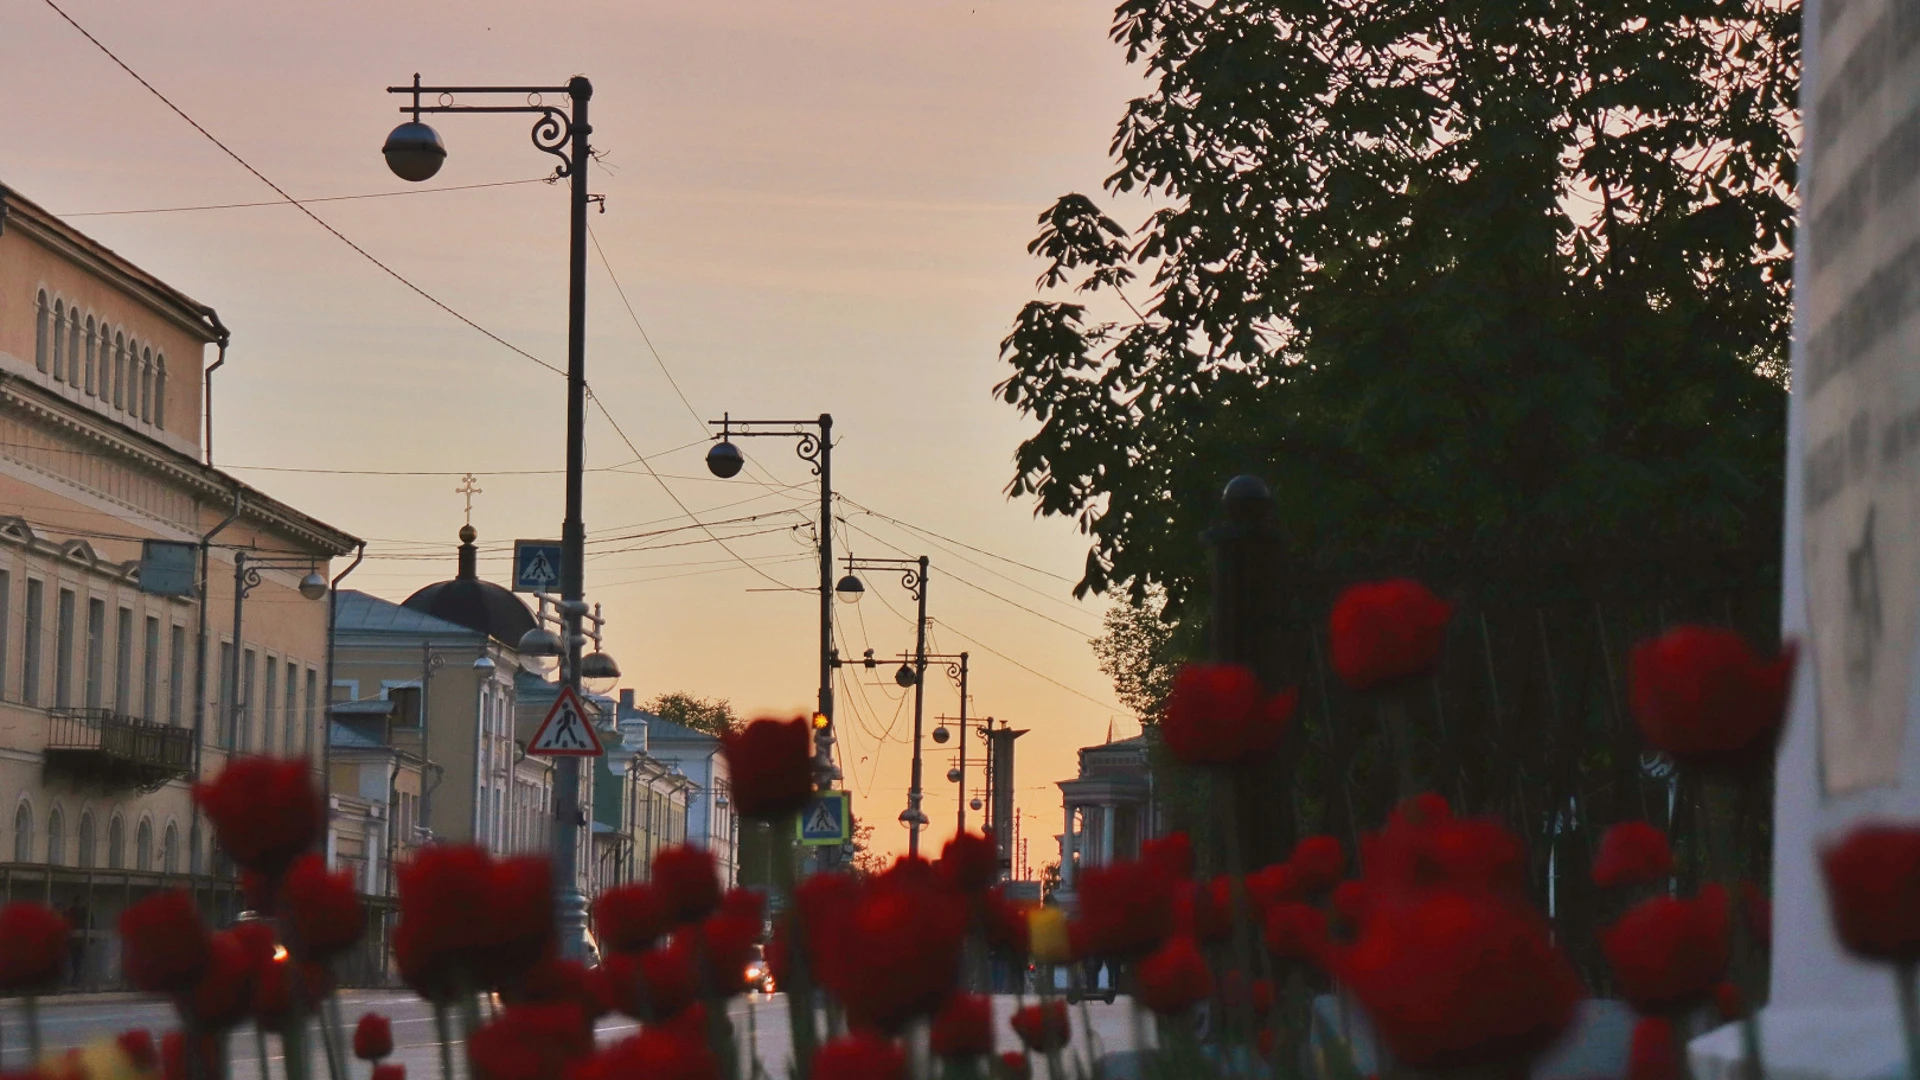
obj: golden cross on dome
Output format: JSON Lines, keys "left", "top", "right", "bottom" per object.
{"left": 455, "top": 473, "right": 482, "bottom": 525}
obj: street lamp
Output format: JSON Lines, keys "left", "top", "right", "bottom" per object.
{"left": 384, "top": 70, "right": 599, "bottom": 959}
{"left": 703, "top": 413, "right": 840, "bottom": 794}
{"left": 836, "top": 554, "right": 935, "bottom": 855}
{"left": 228, "top": 551, "right": 327, "bottom": 750}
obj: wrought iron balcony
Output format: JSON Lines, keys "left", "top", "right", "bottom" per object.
{"left": 45, "top": 708, "right": 194, "bottom": 791}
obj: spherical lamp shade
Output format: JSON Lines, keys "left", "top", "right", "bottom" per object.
{"left": 947, "top": 767, "right": 962, "bottom": 783}
{"left": 298, "top": 573, "right": 328, "bottom": 601}
{"left": 518, "top": 626, "right": 562, "bottom": 657}
{"left": 932, "top": 725, "right": 950, "bottom": 744}
{"left": 580, "top": 650, "right": 621, "bottom": 694}
{"left": 894, "top": 663, "right": 918, "bottom": 689}
{"left": 383, "top": 121, "right": 447, "bottom": 182}
{"left": 835, "top": 574, "right": 865, "bottom": 603}
{"left": 898, "top": 807, "right": 929, "bottom": 827}
{"left": 970, "top": 798, "right": 983, "bottom": 812}
{"left": 705, "top": 441, "right": 745, "bottom": 479}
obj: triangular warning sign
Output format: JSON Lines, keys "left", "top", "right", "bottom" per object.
{"left": 528, "top": 685, "right": 604, "bottom": 757}
{"left": 806, "top": 801, "right": 838, "bottom": 835}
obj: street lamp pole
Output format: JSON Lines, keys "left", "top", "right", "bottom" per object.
{"left": 227, "top": 551, "right": 329, "bottom": 750}
{"left": 838, "top": 555, "right": 931, "bottom": 855}
{"left": 383, "top": 73, "right": 598, "bottom": 958}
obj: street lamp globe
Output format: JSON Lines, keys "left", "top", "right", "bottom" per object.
{"left": 518, "top": 626, "right": 562, "bottom": 657}
{"left": 705, "top": 441, "right": 745, "bottom": 479}
{"left": 932, "top": 725, "right": 950, "bottom": 744}
{"left": 894, "top": 663, "right": 917, "bottom": 689}
{"left": 473, "top": 654, "right": 497, "bottom": 671}
{"left": 970, "top": 798, "right": 983, "bottom": 812}
{"left": 580, "top": 649, "right": 621, "bottom": 694}
{"left": 298, "top": 572, "right": 328, "bottom": 601}
{"left": 898, "top": 807, "right": 929, "bottom": 827}
{"left": 835, "top": 574, "right": 865, "bottom": 603}
{"left": 383, "top": 121, "right": 447, "bottom": 182}
{"left": 947, "top": 767, "right": 962, "bottom": 783}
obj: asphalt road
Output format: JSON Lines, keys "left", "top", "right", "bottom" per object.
{"left": 0, "top": 992, "right": 1146, "bottom": 1079}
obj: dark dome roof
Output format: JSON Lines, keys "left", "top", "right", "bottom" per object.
{"left": 401, "top": 527, "right": 536, "bottom": 646}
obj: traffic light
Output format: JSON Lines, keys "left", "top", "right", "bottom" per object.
{"left": 812, "top": 711, "right": 830, "bottom": 731}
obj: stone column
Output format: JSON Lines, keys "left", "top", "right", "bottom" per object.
{"left": 1060, "top": 801, "right": 1077, "bottom": 891}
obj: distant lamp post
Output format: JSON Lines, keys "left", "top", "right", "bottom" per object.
{"left": 228, "top": 551, "right": 327, "bottom": 748}
{"left": 836, "top": 554, "right": 936, "bottom": 855}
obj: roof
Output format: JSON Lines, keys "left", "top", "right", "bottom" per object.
{"left": 402, "top": 528, "right": 535, "bottom": 645}
{"left": 330, "top": 717, "right": 390, "bottom": 750}
{"left": 645, "top": 717, "right": 717, "bottom": 745}
{"left": 334, "top": 590, "right": 478, "bottom": 638}
{"left": 329, "top": 698, "right": 401, "bottom": 718}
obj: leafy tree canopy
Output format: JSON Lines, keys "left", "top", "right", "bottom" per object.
{"left": 645, "top": 691, "right": 740, "bottom": 738}
{"left": 1000, "top": 0, "right": 1797, "bottom": 617}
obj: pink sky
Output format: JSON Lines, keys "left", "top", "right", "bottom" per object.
{"left": 1, "top": 0, "right": 1154, "bottom": 865}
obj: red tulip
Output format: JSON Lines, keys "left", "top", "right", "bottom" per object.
{"left": 1290, "top": 835, "right": 1346, "bottom": 892}
{"left": 812, "top": 1034, "right": 906, "bottom": 1080}
{"left": 722, "top": 716, "right": 814, "bottom": 820}
{"left": 929, "top": 993, "right": 995, "bottom": 1059}
{"left": 1822, "top": 824, "right": 1920, "bottom": 964}
{"left": 1592, "top": 822, "right": 1675, "bottom": 889}
{"left": 1160, "top": 663, "right": 1298, "bottom": 767}
{"left": 372, "top": 1066, "right": 406, "bottom": 1080}
{"left": 253, "top": 958, "right": 330, "bottom": 1029}
{"left": 354, "top": 1013, "right": 393, "bottom": 1061}
{"left": 1332, "top": 880, "right": 1368, "bottom": 924}
{"left": 937, "top": 830, "right": 999, "bottom": 894}
{"left": 1627, "top": 1017, "right": 1679, "bottom": 1080}
{"left": 120, "top": 890, "right": 210, "bottom": 994}
{"left": 281, "top": 854, "right": 364, "bottom": 961}
{"left": 483, "top": 856, "right": 556, "bottom": 991}
{"left": 576, "top": 1028, "right": 718, "bottom": 1080}
{"left": 183, "top": 930, "right": 259, "bottom": 1032}
{"left": 1265, "top": 902, "right": 1330, "bottom": 965}
{"left": 1603, "top": 886, "right": 1730, "bottom": 1014}
{"left": 193, "top": 757, "right": 322, "bottom": 878}
{"left": 652, "top": 845, "right": 723, "bottom": 925}
{"left": 1073, "top": 855, "right": 1181, "bottom": 961}
{"left": 116, "top": 1030, "right": 158, "bottom": 1071}
{"left": 1136, "top": 935, "right": 1213, "bottom": 1016}
{"left": 1177, "top": 877, "right": 1234, "bottom": 945}
{"left": 1629, "top": 627, "right": 1795, "bottom": 764}
{"left": 1247, "top": 862, "right": 1302, "bottom": 908}
{"left": 1009, "top": 1001, "right": 1071, "bottom": 1053}
{"left": 1142, "top": 832, "right": 1194, "bottom": 877}
{"left": 822, "top": 871, "right": 968, "bottom": 1032}
{"left": 1329, "top": 579, "right": 1452, "bottom": 689}
{"left": 467, "top": 1003, "right": 596, "bottom": 1080}
{"left": 998, "top": 1051, "right": 1032, "bottom": 1080}
{"left": 1337, "top": 889, "right": 1582, "bottom": 1069}
{"left": 0, "top": 902, "right": 68, "bottom": 994}
{"left": 593, "top": 883, "right": 667, "bottom": 955}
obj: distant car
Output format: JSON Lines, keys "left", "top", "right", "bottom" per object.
{"left": 743, "top": 944, "right": 775, "bottom": 994}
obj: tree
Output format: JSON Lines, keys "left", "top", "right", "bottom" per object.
{"left": 1090, "top": 587, "right": 1187, "bottom": 724}
{"left": 998, "top": 0, "right": 1796, "bottom": 616}
{"left": 849, "top": 822, "right": 888, "bottom": 878}
{"left": 645, "top": 692, "right": 739, "bottom": 738}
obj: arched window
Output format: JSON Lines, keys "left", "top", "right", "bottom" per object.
{"left": 107, "top": 815, "right": 124, "bottom": 870}
{"left": 83, "top": 315, "right": 96, "bottom": 394}
{"left": 140, "top": 348, "right": 154, "bottom": 422}
{"left": 68, "top": 311, "right": 82, "bottom": 385}
{"left": 113, "top": 335, "right": 127, "bottom": 409}
{"left": 135, "top": 819, "right": 153, "bottom": 871}
{"left": 162, "top": 822, "right": 179, "bottom": 874}
{"left": 51, "top": 300, "right": 65, "bottom": 381}
{"left": 12, "top": 803, "right": 32, "bottom": 863}
{"left": 155, "top": 356, "right": 168, "bottom": 430}
{"left": 34, "top": 291, "right": 49, "bottom": 372}
{"left": 45, "top": 808, "right": 63, "bottom": 867}
{"left": 76, "top": 811, "right": 95, "bottom": 869}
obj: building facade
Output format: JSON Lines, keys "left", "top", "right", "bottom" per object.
{"left": 644, "top": 708, "right": 736, "bottom": 888}
{"left": 0, "top": 183, "right": 357, "bottom": 987}
{"left": 1054, "top": 732, "right": 1159, "bottom": 915}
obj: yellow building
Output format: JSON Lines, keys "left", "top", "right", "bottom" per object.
{"left": 0, "top": 182, "right": 358, "bottom": 988}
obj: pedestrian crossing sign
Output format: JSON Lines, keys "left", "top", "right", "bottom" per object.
{"left": 798, "top": 791, "right": 849, "bottom": 845}
{"left": 512, "top": 540, "right": 564, "bottom": 594}
{"left": 528, "top": 685, "right": 603, "bottom": 756}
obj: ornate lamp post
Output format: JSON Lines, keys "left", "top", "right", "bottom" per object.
{"left": 835, "top": 555, "right": 934, "bottom": 855}
{"left": 226, "top": 551, "right": 328, "bottom": 749}
{"left": 381, "top": 72, "right": 602, "bottom": 958}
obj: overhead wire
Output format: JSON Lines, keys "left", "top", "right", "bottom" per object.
{"left": 63, "top": 177, "right": 557, "bottom": 217}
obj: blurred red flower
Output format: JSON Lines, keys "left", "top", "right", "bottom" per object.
{"left": 183, "top": 930, "right": 259, "bottom": 1032}
{"left": 1603, "top": 886, "right": 1730, "bottom": 1014}
{"left": 1160, "top": 663, "right": 1298, "bottom": 767}
{"left": 1136, "top": 935, "right": 1213, "bottom": 1016}
{"left": 998, "top": 1051, "right": 1032, "bottom": 1080}
{"left": 483, "top": 856, "right": 556, "bottom": 990}
{"left": 1177, "top": 877, "right": 1234, "bottom": 945}
{"left": 812, "top": 1034, "right": 906, "bottom": 1080}
{"left": 467, "top": 1003, "right": 596, "bottom": 1080}
{"left": 593, "top": 883, "right": 667, "bottom": 956}
{"left": 1264, "top": 902, "right": 1330, "bottom": 965}
{"left": 1822, "top": 824, "right": 1920, "bottom": 964}
{"left": 722, "top": 716, "right": 814, "bottom": 820}
{"left": 1329, "top": 580, "right": 1452, "bottom": 690}
{"left": 371, "top": 1065, "right": 406, "bottom": 1080}
{"left": 1337, "top": 889, "right": 1582, "bottom": 1069}
{"left": 1364, "top": 812, "right": 1527, "bottom": 898}
{"left": 116, "top": 1030, "right": 157, "bottom": 1072}
{"left": 281, "top": 853, "right": 364, "bottom": 961}
{"left": 720, "top": 888, "right": 765, "bottom": 924}
{"left": 394, "top": 846, "right": 492, "bottom": 999}
{"left": 354, "top": 1013, "right": 393, "bottom": 1061}
{"left": 937, "top": 830, "right": 999, "bottom": 894}
{"left": 507, "top": 957, "right": 606, "bottom": 1021}
{"left": 981, "top": 885, "right": 1031, "bottom": 957}
{"left": 252, "top": 958, "right": 330, "bottom": 1030}
{"left": 119, "top": 890, "right": 210, "bottom": 994}
{"left": 652, "top": 845, "right": 723, "bottom": 925}
{"left": 0, "top": 902, "right": 68, "bottom": 994}
{"left": 1142, "top": 832, "right": 1193, "bottom": 877}
{"left": 1332, "top": 881, "right": 1368, "bottom": 924}
{"left": 1629, "top": 627, "right": 1795, "bottom": 765}
{"left": 193, "top": 757, "right": 321, "bottom": 878}
{"left": 1074, "top": 856, "right": 1180, "bottom": 961}
{"left": 1009, "top": 1001, "right": 1071, "bottom": 1054}
{"left": 1247, "top": 862, "right": 1302, "bottom": 909}
{"left": 639, "top": 944, "right": 700, "bottom": 1020}
{"left": 576, "top": 1027, "right": 718, "bottom": 1080}
{"left": 1592, "top": 822, "right": 1675, "bottom": 889}
{"left": 1627, "top": 1016, "right": 1678, "bottom": 1080}
{"left": 824, "top": 873, "right": 968, "bottom": 1032}
{"left": 161, "top": 1032, "right": 224, "bottom": 1080}
{"left": 930, "top": 993, "right": 995, "bottom": 1059}
{"left": 1290, "top": 835, "right": 1346, "bottom": 893}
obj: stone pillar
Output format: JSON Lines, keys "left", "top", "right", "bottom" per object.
{"left": 1060, "top": 801, "right": 1077, "bottom": 891}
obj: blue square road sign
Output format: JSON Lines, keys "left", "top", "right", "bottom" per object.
{"left": 512, "top": 540, "right": 564, "bottom": 594}
{"left": 798, "top": 791, "right": 850, "bottom": 845}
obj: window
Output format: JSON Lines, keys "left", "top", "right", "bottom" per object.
{"left": 107, "top": 816, "right": 124, "bottom": 870}
{"left": 155, "top": 356, "right": 167, "bottom": 429}
{"left": 284, "top": 660, "right": 298, "bottom": 756}
{"left": 55, "top": 588, "right": 74, "bottom": 707}
{"left": 84, "top": 597, "right": 105, "bottom": 709}
{"left": 22, "top": 579, "right": 42, "bottom": 705}
{"left": 140, "top": 348, "right": 154, "bottom": 422}
{"left": 241, "top": 648, "right": 257, "bottom": 751}
{"left": 0, "top": 569, "right": 10, "bottom": 701}
{"left": 45, "top": 808, "right": 63, "bottom": 867}
{"left": 168, "top": 625, "right": 186, "bottom": 726}
{"left": 162, "top": 823, "right": 178, "bottom": 874}
{"left": 95, "top": 323, "right": 110, "bottom": 401}
{"left": 51, "top": 300, "right": 65, "bottom": 381}
{"left": 114, "top": 607, "right": 133, "bottom": 712}
{"left": 216, "top": 643, "right": 233, "bottom": 748}
{"left": 68, "top": 312, "right": 82, "bottom": 385}
{"left": 306, "top": 669, "right": 318, "bottom": 755}
{"left": 83, "top": 315, "right": 96, "bottom": 394}
{"left": 143, "top": 617, "right": 160, "bottom": 721}
{"left": 262, "top": 658, "right": 278, "bottom": 755}
{"left": 113, "top": 334, "right": 126, "bottom": 409}
{"left": 34, "top": 291, "right": 48, "bottom": 372}
{"left": 76, "top": 812, "right": 93, "bottom": 869}
{"left": 136, "top": 820, "right": 152, "bottom": 871}
{"left": 13, "top": 804, "right": 31, "bottom": 863}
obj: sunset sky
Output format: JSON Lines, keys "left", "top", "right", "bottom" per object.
{"left": 1, "top": 0, "right": 1155, "bottom": 864}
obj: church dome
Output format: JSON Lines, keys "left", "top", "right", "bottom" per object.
{"left": 401, "top": 525, "right": 537, "bottom": 646}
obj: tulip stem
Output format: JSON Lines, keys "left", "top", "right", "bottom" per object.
{"left": 1378, "top": 696, "right": 1414, "bottom": 805}
{"left": 23, "top": 995, "right": 40, "bottom": 1064}
{"left": 257, "top": 1024, "right": 273, "bottom": 1080}
{"left": 323, "top": 995, "right": 351, "bottom": 1080}
{"left": 433, "top": 1005, "right": 455, "bottom": 1080}
{"left": 772, "top": 813, "right": 817, "bottom": 1079}
{"left": 1896, "top": 965, "right": 1920, "bottom": 1080}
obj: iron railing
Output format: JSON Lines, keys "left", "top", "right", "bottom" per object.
{"left": 45, "top": 708, "right": 195, "bottom": 790}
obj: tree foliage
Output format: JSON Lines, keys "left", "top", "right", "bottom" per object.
{"left": 1090, "top": 587, "right": 1189, "bottom": 724}
{"left": 999, "top": 0, "right": 1797, "bottom": 615}
{"left": 645, "top": 692, "right": 740, "bottom": 738}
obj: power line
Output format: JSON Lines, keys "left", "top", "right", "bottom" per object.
{"left": 63, "top": 177, "right": 555, "bottom": 217}
{"left": 39, "top": 0, "right": 567, "bottom": 381}
{"left": 842, "top": 497, "right": 1076, "bottom": 584}
{"left": 844, "top": 521, "right": 1101, "bottom": 638}
{"left": 588, "top": 224, "right": 703, "bottom": 428}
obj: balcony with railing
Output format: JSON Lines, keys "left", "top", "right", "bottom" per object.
{"left": 44, "top": 708, "right": 195, "bottom": 791}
